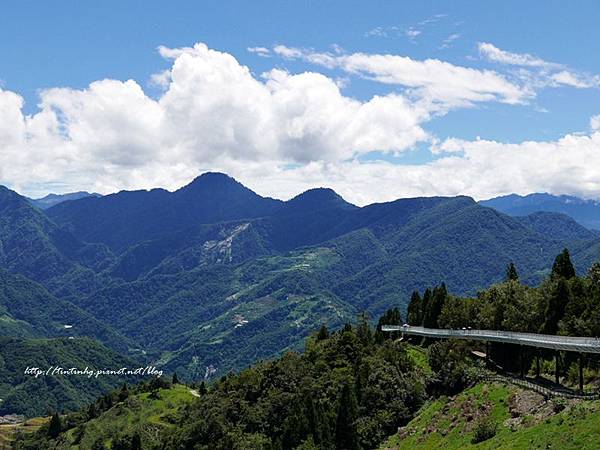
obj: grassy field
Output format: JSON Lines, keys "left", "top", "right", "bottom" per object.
{"left": 381, "top": 382, "right": 600, "bottom": 450}
{"left": 0, "top": 417, "right": 47, "bottom": 449}
{"left": 53, "top": 384, "right": 196, "bottom": 449}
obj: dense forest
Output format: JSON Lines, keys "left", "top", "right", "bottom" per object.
{"left": 13, "top": 248, "right": 600, "bottom": 449}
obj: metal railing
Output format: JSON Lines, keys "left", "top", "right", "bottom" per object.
{"left": 382, "top": 325, "right": 600, "bottom": 353}
{"left": 480, "top": 373, "right": 600, "bottom": 400}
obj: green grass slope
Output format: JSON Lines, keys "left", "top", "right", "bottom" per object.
{"left": 382, "top": 382, "right": 600, "bottom": 450}
{"left": 55, "top": 384, "right": 196, "bottom": 449}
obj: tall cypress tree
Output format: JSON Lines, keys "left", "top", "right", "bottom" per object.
{"left": 551, "top": 248, "right": 576, "bottom": 280}
{"left": 542, "top": 278, "right": 571, "bottom": 335}
{"left": 505, "top": 262, "right": 519, "bottom": 281}
{"left": 423, "top": 284, "right": 447, "bottom": 329}
{"left": 421, "top": 288, "right": 432, "bottom": 326}
{"left": 335, "top": 383, "right": 359, "bottom": 450}
{"left": 406, "top": 291, "right": 423, "bottom": 325}
{"left": 48, "top": 412, "right": 62, "bottom": 438}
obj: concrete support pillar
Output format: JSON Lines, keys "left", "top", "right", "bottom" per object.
{"left": 536, "top": 352, "right": 540, "bottom": 378}
{"left": 579, "top": 353, "right": 584, "bottom": 393}
{"left": 555, "top": 353, "right": 560, "bottom": 385}
{"left": 519, "top": 345, "right": 524, "bottom": 378}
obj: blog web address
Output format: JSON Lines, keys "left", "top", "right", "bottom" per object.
{"left": 23, "top": 366, "right": 163, "bottom": 379}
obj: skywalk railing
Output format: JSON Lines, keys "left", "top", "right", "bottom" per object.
{"left": 381, "top": 325, "right": 600, "bottom": 354}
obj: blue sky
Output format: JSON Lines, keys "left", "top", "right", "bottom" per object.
{"left": 1, "top": 1, "right": 600, "bottom": 202}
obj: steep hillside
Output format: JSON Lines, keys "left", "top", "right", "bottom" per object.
{"left": 0, "top": 185, "right": 113, "bottom": 298}
{"left": 0, "top": 269, "right": 133, "bottom": 353}
{"left": 0, "top": 337, "right": 136, "bottom": 416}
{"left": 515, "top": 211, "right": 599, "bottom": 241}
{"left": 382, "top": 382, "right": 600, "bottom": 450}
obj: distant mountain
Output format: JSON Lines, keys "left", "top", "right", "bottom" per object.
{"left": 47, "top": 172, "right": 282, "bottom": 252}
{"left": 4, "top": 173, "right": 600, "bottom": 406}
{"left": 28, "top": 191, "right": 101, "bottom": 210}
{"left": 480, "top": 193, "right": 600, "bottom": 230}
{"left": 0, "top": 268, "right": 134, "bottom": 353}
{"left": 0, "top": 186, "right": 113, "bottom": 291}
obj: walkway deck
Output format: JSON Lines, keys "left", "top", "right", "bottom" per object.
{"left": 381, "top": 325, "right": 600, "bottom": 354}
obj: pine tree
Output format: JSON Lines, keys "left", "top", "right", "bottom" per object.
{"left": 118, "top": 383, "right": 129, "bottom": 402}
{"left": 172, "top": 372, "right": 179, "bottom": 385}
{"left": 356, "top": 312, "right": 373, "bottom": 346}
{"left": 48, "top": 412, "right": 62, "bottom": 438}
{"left": 551, "top": 248, "right": 576, "bottom": 280}
{"left": 406, "top": 291, "right": 423, "bottom": 325}
{"left": 542, "top": 278, "right": 571, "bottom": 335}
{"left": 198, "top": 381, "right": 207, "bottom": 396}
{"left": 423, "top": 284, "right": 447, "bottom": 329}
{"left": 335, "top": 383, "right": 359, "bottom": 450}
{"left": 505, "top": 262, "right": 519, "bottom": 281}
{"left": 316, "top": 324, "right": 330, "bottom": 340}
{"left": 421, "top": 288, "right": 432, "bottom": 326}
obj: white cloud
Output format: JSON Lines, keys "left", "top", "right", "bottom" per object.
{"left": 233, "top": 130, "right": 600, "bottom": 205}
{"left": 247, "top": 46, "right": 271, "bottom": 57}
{"left": 405, "top": 28, "right": 421, "bottom": 42}
{"left": 478, "top": 42, "right": 600, "bottom": 90}
{"left": 478, "top": 42, "right": 555, "bottom": 68}
{"left": 3, "top": 41, "right": 600, "bottom": 205}
{"left": 272, "top": 45, "right": 529, "bottom": 106}
{"left": 439, "top": 33, "right": 460, "bottom": 49}
{"left": 0, "top": 43, "right": 430, "bottom": 196}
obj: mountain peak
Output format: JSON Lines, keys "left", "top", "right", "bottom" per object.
{"left": 179, "top": 172, "right": 240, "bottom": 191}
{"left": 284, "top": 187, "right": 356, "bottom": 212}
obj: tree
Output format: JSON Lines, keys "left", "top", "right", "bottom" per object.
{"left": 198, "top": 381, "right": 207, "bottom": 396}
{"left": 118, "top": 383, "right": 129, "bottom": 402}
{"left": 48, "top": 412, "right": 62, "bottom": 438}
{"left": 423, "top": 284, "right": 447, "bottom": 329}
{"left": 542, "top": 278, "right": 571, "bottom": 335}
{"left": 421, "top": 288, "right": 432, "bottom": 325}
{"left": 375, "top": 307, "right": 402, "bottom": 343}
{"left": 316, "top": 324, "right": 330, "bottom": 341}
{"left": 335, "top": 383, "right": 359, "bottom": 450}
{"left": 588, "top": 262, "right": 600, "bottom": 287}
{"left": 505, "top": 262, "right": 519, "bottom": 281}
{"left": 172, "top": 372, "right": 180, "bottom": 385}
{"left": 406, "top": 291, "right": 423, "bottom": 326}
{"left": 356, "top": 312, "right": 373, "bottom": 346}
{"left": 551, "top": 248, "right": 576, "bottom": 280}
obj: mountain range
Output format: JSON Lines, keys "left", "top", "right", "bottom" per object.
{"left": 481, "top": 193, "right": 600, "bottom": 230}
{"left": 27, "top": 191, "right": 101, "bottom": 210}
{"left": 3, "top": 172, "right": 600, "bottom": 414}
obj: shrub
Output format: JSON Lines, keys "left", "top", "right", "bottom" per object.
{"left": 472, "top": 416, "right": 498, "bottom": 444}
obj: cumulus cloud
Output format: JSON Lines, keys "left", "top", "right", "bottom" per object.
{"left": 235, "top": 130, "right": 600, "bottom": 205}
{"left": 0, "top": 43, "right": 430, "bottom": 196}
{"left": 2, "top": 41, "right": 600, "bottom": 205}
{"left": 272, "top": 45, "right": 528, "bottom": 106}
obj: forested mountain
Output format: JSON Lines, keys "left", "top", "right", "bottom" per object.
{"left": 0, "top": 337, "right": 135, "bottom": 417}
{"left": 481, "top": 193, "right": 600, "bottom": 230}
{"left": 4, "top": 173, "right": 600, "bottom": 416}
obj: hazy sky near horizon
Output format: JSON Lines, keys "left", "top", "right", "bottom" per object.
{"left": 1, "top": 0, "right": 600, "bottom": 204}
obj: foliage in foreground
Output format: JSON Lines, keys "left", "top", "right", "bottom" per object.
{"left": 15, "top": 320, "right": 429, "bottom": 449}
